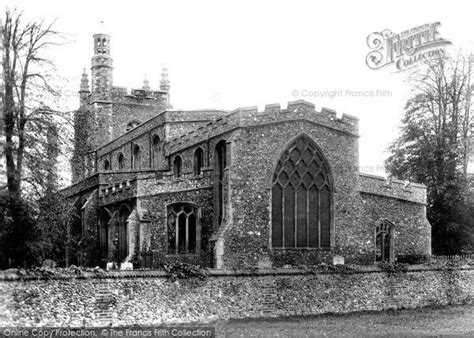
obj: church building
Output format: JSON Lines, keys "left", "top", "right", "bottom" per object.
{"left": 62, "top": 32, "right": 432, "bottom": 269}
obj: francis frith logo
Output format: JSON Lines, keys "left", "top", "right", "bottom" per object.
{"left": 366, "top": 22, "right": 451, "bottom": 71}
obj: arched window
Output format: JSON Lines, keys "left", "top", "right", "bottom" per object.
{"left": 152, "top": 135, "right": 162, "bottom": 168}
{"left": 173, "top": 155, "right": 182, "bottom": 178}
{"left": 132, "top": 145, "right": 141, "bottom": 170}
{"left": 103, "top": 159, "right": 110, "bottom": 171}
{"left": 167, "top": 203, "right": 200, "bottom": 254}
{"left": 117, "top": 153, "right": 125, "bottom": 170}
{"left": 375, "top": 220, "right": 394, "bottom": 262}
{"left": 271, "top": 134, "right": 333, "bottom": 248}
{"left": 194, "top": 147, "right": 204, "bottom": 175}
{"left": 215, "top": 140, "right": 227, "bottom": 226}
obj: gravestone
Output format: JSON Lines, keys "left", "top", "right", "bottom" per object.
{"left": 257, "top": 258, "right": 273, "bottom": 270}
{"left": 333, "top": 255, "right": 345, "bottom": 265}
{"left": 120, "top": 262, "right": 133, "bottom": 270}
{"left": 106, "top": 262, "right": 118, "bottom": 271}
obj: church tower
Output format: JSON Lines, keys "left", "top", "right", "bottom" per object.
{"left": 89, "top": 31, "right": 114, "bottom": 150}
{"left": 72, "top": 30, "right": 172, "bottom": 182}
{"left": 91, "top": 33, "right": 113, "bottom": 102}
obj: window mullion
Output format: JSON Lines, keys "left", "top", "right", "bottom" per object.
{"left": 318, "top": 189, "right": 321, "bottom": 248}
{"left": 175, "top": 216, "right": 179, "bottom": 255}
{"left": 294, "top": 186, "right": 297, "bottom": 248}
{"left": 306, "top": 189, "right": 309, "bottom": 248}
{"left": 382, "top": 233, "right": 385, "bottom": 261}
{"left": 185, "top": 215, "right": 189, "bottom": 254}
{"left": 282, "top": 187, "right": 285, "bottom": 248}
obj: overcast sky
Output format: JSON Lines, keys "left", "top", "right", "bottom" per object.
{"left": 5, "top": 0, "right": 474, "bottom": 177}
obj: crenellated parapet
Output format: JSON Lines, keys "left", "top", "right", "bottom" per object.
{"left": 358, "top": 172, "right": 427, "bottom": 205}
{"left": 167, "top": 100, "right": 359, "bottom": 155}
{"left": 110, "top": 87, "right": 170, "bottom": 107}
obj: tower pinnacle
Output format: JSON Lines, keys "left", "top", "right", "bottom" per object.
{"left": 143, "top": 75, "right": 150, "bottom": 91}
{"left": 80, "top": 68, "right": 89, "bottom": 92}
{"left": 160, "top": 67, "right": 170, "bottom": 92}
{"left": 79, "top": 68, "right": 90, "bottom": 106}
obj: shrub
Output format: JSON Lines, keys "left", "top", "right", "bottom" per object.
{"left": 397, "top": 254, "right": 430, "bottom": 264}
{"left": 378, "top": 261, "right": 408, "bottom": 273}
{"left": 162, "top": 262, "right": 208, "bottom": 281}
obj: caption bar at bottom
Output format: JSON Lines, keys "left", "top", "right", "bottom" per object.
{"left": 0, "top": 327, "right": 215, "bottom": 338}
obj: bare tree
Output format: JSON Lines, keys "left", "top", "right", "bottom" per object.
{"left": 2, "top": 8, "right": 70, "bottom": 202}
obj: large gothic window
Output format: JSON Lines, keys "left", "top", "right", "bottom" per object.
{"left": 167, "top": 203, "right": 200, "bottom": 254}
{"left": 271, "top": 134, "right": 333, "bottom": 248}
{"left": 375, "top": 220, "right": 394, "bottom": 262}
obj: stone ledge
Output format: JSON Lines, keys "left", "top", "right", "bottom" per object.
{"left": 1, "top": 265, "right": 472, "bottom": 281}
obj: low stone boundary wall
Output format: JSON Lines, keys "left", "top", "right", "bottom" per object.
{"left": 0, "top": 266, "right": 473, "bottom": 326}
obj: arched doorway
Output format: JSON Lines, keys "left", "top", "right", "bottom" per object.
{"left": 375, "top": 220, "right": 394, "bottom": 262}
{"left": 118, "top": 205, "right": 131, "bottom": 262}
{"left": 215, "top": 140, "right": 226, "bottom": 226}
{"left": 98, "top": 209, "right": 111, "bottom": 261}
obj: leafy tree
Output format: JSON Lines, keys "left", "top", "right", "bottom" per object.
{"left": 386, "top": 54, "right": 474, "bottom": 254}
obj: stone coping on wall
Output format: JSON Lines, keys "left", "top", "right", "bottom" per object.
{"left": 1, "top": 265, "right": 472, "bottom": 281}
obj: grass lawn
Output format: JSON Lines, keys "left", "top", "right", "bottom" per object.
{"left": 216, "top": 304, "right": 474, "bottom": 337}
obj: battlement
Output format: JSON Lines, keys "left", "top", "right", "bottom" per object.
{"left": 167, "top": 100, "right": 359, "bottom": 154}
{"left": 358, "top": 172, "right": 427, "bottom": 205}
{"left": 109, "top": 86, "right": 169, "bottom": 106}
{"left": 98, "top": 177, "right": 137, "bottom": 206}
{"left": 90, "top": 100, "right": 360, "bottom": 176}
{"left": 99, "top": 178, "right": 134, "bottom": 198}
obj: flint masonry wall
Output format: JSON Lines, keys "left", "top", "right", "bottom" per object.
{"left": 1, "top": 267, "right": 473, "bottom": 326}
